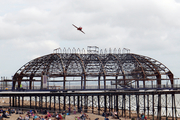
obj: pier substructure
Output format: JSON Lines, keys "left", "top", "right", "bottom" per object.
{"left": 2, "top": 90, "right": 180, "bottom": 120}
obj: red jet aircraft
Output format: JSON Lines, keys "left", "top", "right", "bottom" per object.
{"left": 72, "top": 24, "right": 85, "bottom": 34}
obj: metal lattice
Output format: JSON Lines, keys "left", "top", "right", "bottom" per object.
{"left": 13, "top": 52, "right": 175, "bottom": 90}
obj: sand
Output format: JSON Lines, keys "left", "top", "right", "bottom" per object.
{"left": 0, "top": 97, "right": 132, "bottom": 120}
{"left": 1, "top": 96, "right": 179, "bottom": 120}
{"left": 0, "top": 112, "right": 131, "bottom": 120}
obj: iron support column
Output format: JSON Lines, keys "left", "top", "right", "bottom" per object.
{"left": 166, "top": 94, "right": 167, "bottom": 119}
{"left": 129, "top": 95, "right": 131, "bottom": 118}
{"left": 15, "top": 96, "right": 17, "bottom": 107}
{"left": 80, "top": 96, "right": 83, "bottom": 112}
{"left": 45, "top": 95, "right": 47, "bottom": 109}
{"left": 152, "top": 94, "right": 154, "bottom": 120}
{"left": 9, "top": 96, "right": 11, "bottom": 107}
{"left": 114, "top": 95, "right": 116, "bottom": 113}
{"left": 54, "top": 96, "right": 56, "bottom": 111}
{"left": 35, "top": 96, "right": 37, "bottom": 109}
{"left": 174, "top": 93, "right": 177, "bottom": 120}
{"left": 144, "top": 95, "right": 146, "bottom": 117}
{"left": 85, "top": 96, "right": 88, "bottom": 113}
{"left": 136, "top": 95, "right": 139, "bottom": 118}
{"left": 122, "top": 95, "right": 123, "bottom": 116}
{"left": 116, "top": 95, "right": 119, "bottom": 118}
{"left": 59, "top": 96, "right": 61, "bottom": 112}
{"left": 22, "top": 96, "right": 24, "bottom": 108}
{"left": 104, "top": 95, "right": 107, "bottom": 113}
{"left": 77, "top": 96, "right": 80, "bottom": 112}
{"left": 92, "top": 96, "right": 94, "bottom": 113}
{"left": 30, "top": 96, "right": 31, "bottom": 108}
{"left": 109, "top": 95, "right": 110, "bottom": 112}
{"left": 172, "top": 94, "right": 174, "bottom": 120}
{"left": 123, "top": 95, "right": 126, "bottom": 117}
{"left": 38, "top": 96, "right": 40, "bottom": 109}
{"left": 147, "top": 94, "right": 149, "bottom": 118}
{"left": 69, "top": 96, "right": 71, "bottom": 113}
{"left": 18, "top": 96, "right": 20, "bottom": 107}
{"left": 49, "top": 96, "right": 51, "bottom": 110}
{"left": 74, "top": 96, "right": 75, "bottom": 108}
{"left": 111, "top": 94, "right": 113, "bottom": 112}
{"left": 63, "top": 95, "right": 66, "bottom": 111}
{"left": 12, "top": 96, "right": 14, "bottom": 107}
{"left": 98, "top": 95, "right": 100, "bottom": 115}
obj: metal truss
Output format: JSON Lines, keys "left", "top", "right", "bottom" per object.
{"left": 13, "top": 51, "right": 175, "bottom": 90}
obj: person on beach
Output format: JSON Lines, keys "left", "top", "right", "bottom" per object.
{"left": 63, "top": 113, "right": 66, "bottom": 119}
{"left": 144, "top": 116, "right": 147, "bottom": 120}
{"left": 102, "top": 112, "right": 105, "bottom": 117}
{"left": 27, "top": 111, "right": 31, "bottom": 118}
{"left": 57, "top": 113, "right": 63, "bottom": 119}
{"left": 5, "top": 110, "right": 9, "bottom": 116}
{"left": 8, "top": 107, "right": 11, "bottom": 116}
{"left": 43, "top": 109, "right": 47, "bottom": 114}
{"left": 104, "top": 116, "right": 109, "bottom": 120}
{"left": 47, "top": 112, "right": 51, "bottom": 117}
{"left": 79, "top": 107, "right": 82, "bottom": 112}
{"left": 62, "top": 111, "right": 65, "bottom": 115}
{"left": 73, "top": 106, "right": 76, "bottom": 114}
{"left": 0, "top": 109, "right": 3, "bottom": 113}
{"left": 68, "top": 107, "right": 71, "bottom": 114}
{"left": 55, "top": 111, "right": 58, "bottom": 117}
{"left": 86, "top": 115, "right": 89, "bottom": 119}
{"left": 11, "top": 108, "right": 15, "bottom": 114}
{"left": 40, "top": 109, "right": 43, "bottom": 114}
{"left": 40, "top": 115, "right": 45, "bottom": 120}
{"left": 80, "top": 113, "right": 86, "bottom": 120}
{"left": 24, "top": 114, "right": 30, "bottom": 120}
{"left": 34, "top": 109, "right": 38, "bottom": 114}
{"left": 2, "top": 110, "right": 9, "bottom": 118}
{"left": 18, "top": 115, "right": 22, "bottom": 119}
{"left": 75, "top": 116, "right": 78, "bottom": 120}
{"left": 31, "top": 111, "right": 35, "bottom": 117}
{"left": 141, "top": 113, "right": 144, "bottom": 120}
{"left": 34, "top": 114, "right": 38, "bottom": 119}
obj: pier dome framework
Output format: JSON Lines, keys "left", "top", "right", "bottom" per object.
{"left": 13, "top": 47, "right": 174, "bottom": 90}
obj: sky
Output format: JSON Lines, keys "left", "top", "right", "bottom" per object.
{"left": 0, "top": 0, "right": 180, "bottom": 79}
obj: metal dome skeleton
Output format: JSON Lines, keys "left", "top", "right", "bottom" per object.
{"left": 13, "top": 47, "right": 174, "bottom": 90}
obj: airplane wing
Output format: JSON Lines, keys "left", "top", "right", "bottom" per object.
{"left": 80, "top": 30, "right": 85, "bottom": 34}
{"left": 72, "top": 24, "right": 78, "bottom": 29}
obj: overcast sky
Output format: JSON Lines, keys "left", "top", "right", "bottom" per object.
{"left": 0, "top": 0, "right": 180, "bottom": 79}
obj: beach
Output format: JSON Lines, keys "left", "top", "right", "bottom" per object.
{"left": 0, "top": 97, "right": 132, "bottom": 120}
{"left": 0, "top": 112, "right": 131, "bottom": 120}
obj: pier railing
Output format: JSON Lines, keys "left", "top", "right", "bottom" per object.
{"left": 0, "top": 84, "right": 180, "bottom": 91}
